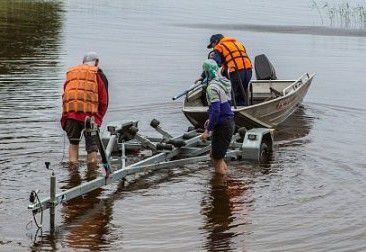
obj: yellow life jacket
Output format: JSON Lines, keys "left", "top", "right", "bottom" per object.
{"left": 214, "top": 37, "right": 252, "bottom": 72}
{"left": 62, "top": 64, "right": 99, "bottom": 114}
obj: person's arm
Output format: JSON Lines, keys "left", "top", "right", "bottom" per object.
{"left": 60, "top": 81, "right": 68, "bottom": 129}
{"left": 98, "top": 69, "right": 108, "bottom": 89}
{"left": 200, "top": 101, "right": 220, "bottom": 142}
{"left": 213, "top": 49, "right": 223, "bottom": 66}
{"left": 200, "top": 86, "right": 221, "bottom": 141}
{"left": 194, "top": 71, "right": 206, "bottom": 84}
{"left": 97, "top": 71, "right": 109, "bottom": 121}
{"left": 207, "top": 102, "right": 220, "bottom": 131}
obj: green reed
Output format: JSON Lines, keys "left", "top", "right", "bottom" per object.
{"left": 310, "top": 1, "right": 366, "bottom": 29}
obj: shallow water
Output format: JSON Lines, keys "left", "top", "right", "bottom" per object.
{"left": 0, "top": 0, "right": 366, "bottom": 251}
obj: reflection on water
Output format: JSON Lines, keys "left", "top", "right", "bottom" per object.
{"left": 0, "top": 0, "right": 64, "bottom": 167}
{"left": 0, "top": 1, "right": 65, "bottom": 249}
{"left": 61, "top": 163, "right": 113, "bottom": 250}
{"left": 275, "top": 105, "right": 314, "bottom": 144}
{"left": 30, "top": 163, "right": 114, "bottom": 251}
{"left": 0, "top": 1, "right": 64, "bottom": 75}
{"left": 201, "top": 173, "right": 252, "bottom": 252}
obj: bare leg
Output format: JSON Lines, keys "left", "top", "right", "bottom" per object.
{"left": 86, "top": 161, "right": 98, "bottom": 180}
{"left": 69, "top": 144, "right": 79, "bottom": 164}
{"left": 212, "top": 158, "right": 219, "bottom": 172}
{"left": 87, "top": 151, "right": 97, "bottom": 164}
{"left": 219, "top": 159, "right": 228, "bottom": 174}
{"left": 213, "top": 158, "right": 226, "bottom": 175}
{"left": 222, "top": 160, "right": 228, "bottom": 172}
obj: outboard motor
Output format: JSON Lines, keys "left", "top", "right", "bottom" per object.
{"left": 254, "top": 54, "right": 277, "bottom": 80}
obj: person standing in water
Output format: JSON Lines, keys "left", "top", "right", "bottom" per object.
{"left": 61, "top": 52, "right": 109, "bottom": 165}
{"left": 200, "top": 59, "right": 235, "bottom": 174}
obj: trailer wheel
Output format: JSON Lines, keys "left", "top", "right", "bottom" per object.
{"left": 259, "top": 142, "right": 270, "bottom": 163}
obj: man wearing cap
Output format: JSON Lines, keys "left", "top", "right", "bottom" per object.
{"left": 61, "top": 52, "right": 109, "bottom": 165}
{"left": 207, "top": 34, "right": 252, "bottom": 106}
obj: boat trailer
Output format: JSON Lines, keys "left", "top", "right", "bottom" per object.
{"left": 28, "top": 118, "right": 273, "bottom": 233}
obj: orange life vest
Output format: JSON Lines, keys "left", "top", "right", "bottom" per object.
{"left": 214, "top": 37, "right": 252, "bottom": 72}
{"left": 62, "top": 64, "right": 99, "bottom": 114}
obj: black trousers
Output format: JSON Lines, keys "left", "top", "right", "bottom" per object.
{"left": 211, "top": 118, "right": 235, "bottom": 160}
{"left": 229, "top": 69, "right": 252, "bottom": 106}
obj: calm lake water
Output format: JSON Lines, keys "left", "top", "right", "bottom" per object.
{"left": 1, "top": 0, "right": 366, "bottom": 251}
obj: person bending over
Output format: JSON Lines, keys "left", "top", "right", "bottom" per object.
{"left": 61, "top": 52, "right": 109, "bottom": 165}
{"left": 207, "top": 34, "right": 252, "bottom": 106}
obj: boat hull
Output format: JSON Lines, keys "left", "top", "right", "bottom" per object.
{"left": 183, "top": 73, "right": 314, "bottom": 129}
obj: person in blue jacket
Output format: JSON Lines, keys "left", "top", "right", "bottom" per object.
{"left": 200, "top": 59, "right": 235, "bottom": 174}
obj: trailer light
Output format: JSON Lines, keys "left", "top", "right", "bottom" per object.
{"left": 248, "top": 134, "right": 257, "bottom": 140}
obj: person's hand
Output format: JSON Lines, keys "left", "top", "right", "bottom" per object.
{"left": 194, "top": 77, "right": 203, "bottom": 84}
{"left": 200, "top": 130, "right": 209, "bottom": 142}
{"left": 204, "top": 119, "right": 209, "bottom": 129}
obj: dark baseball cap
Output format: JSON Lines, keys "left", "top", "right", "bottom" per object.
{"left": 207, "top": 34, "right": 223, "bottom": 48}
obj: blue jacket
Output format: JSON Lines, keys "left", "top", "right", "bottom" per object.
{"left": 206, "top": 76, "right": 234, "bottom": 131}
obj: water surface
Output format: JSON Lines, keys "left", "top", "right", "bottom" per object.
{"left": 0, "top": 0, "right": 365, "bottom": 251}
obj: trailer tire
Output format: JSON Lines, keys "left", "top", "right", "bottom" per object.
{"left": 259, "top": 142, "right": 270, "bottom": 163}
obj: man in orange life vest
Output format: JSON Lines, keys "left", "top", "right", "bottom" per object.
{"left": 61, "top": 52, "right": 109, "bottom": 165}
{"left": 207, "top": 34, "right": 252, "bottom": 106}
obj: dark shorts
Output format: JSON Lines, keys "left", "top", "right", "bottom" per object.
{"left": 211, "top": 118, "right": 235, "bottom": 160}
{"left": 64, "top": 119, "right": 99, "bottom": 153}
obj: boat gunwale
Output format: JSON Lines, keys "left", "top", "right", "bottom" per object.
{"left": 182, "top": 73, "right": 315, "bottom": 113}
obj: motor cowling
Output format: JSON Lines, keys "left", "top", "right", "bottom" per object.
{"left": 254, "top": 54, "right": 277, "bottom": 80}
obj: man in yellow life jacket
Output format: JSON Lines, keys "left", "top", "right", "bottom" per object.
{"left": 61, "top": 52, "right": 109, "bottom": 165}
{"left": 207, "top": 34, "right": 253, "bottom": 106}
